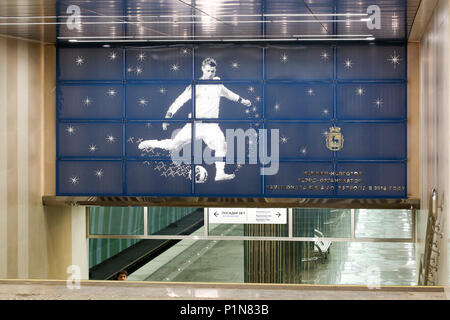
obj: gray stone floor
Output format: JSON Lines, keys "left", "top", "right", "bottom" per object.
{"left": 129, "top": 210, "right": 417, "bottom": 286}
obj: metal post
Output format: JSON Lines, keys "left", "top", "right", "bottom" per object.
{"left": 204, "top": 208, "right": 209, "bottom": 237}
{"left": 143, "top": 207, "right": 148, "bottom": 236}
{"left": 288, "top": 208, "right": 293, "bottom": 238}
{"left": 350, "top": 209, "right": 355, "bottom": 240}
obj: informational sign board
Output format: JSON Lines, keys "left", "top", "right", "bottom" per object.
{"left": 56, "top": 44, "right": 406, "bottom": 198}
{"left": 209, "top": 208, "right": 287, "bottom": 224}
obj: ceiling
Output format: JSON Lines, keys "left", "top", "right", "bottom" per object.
{"left": 0, "top": 0, "right": 422, "bottom": 44}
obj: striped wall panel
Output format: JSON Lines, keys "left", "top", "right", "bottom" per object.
{"left": 0, "top": 36, "right": 49, "bottom": 279}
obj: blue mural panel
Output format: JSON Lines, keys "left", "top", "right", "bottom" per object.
{"left": 125, "top": 47, "right": 193, "bottom": 81}
{"left": 265, "top": 122, "right": 334, "bottom": 160}
{"left": 337, "top": 84, "right": 406, "bottom": 120}
{"left": 265, "top": 162, "right": 335, "bottom": 197}
{"left": 56, "top": 43, "right": 407, "bottom": 198}
{"left": 194, "top": 163, "right": 262, "bottom": 196}
{"left": 58, "top": 161, "right": 123, "bottom": 195}
{"left": 195, "top": 46, "right": 262, "bottom": 81}
{"left": 58, "top": 123, "right": 123, "bottom": 158}
{"left": 337, "top": 45, "right": 406, "bottom": 80}
{"left": 126, "top": 121, "right": 192, "bottom": 160}
{"left": 58, "top": 48, "right": 123, "bottom": 81}
{"left": 126, "top": 161, "right": 192, "bottom": 195}
{"left": 336, "top": 162, "right": 406, "bottom": 198}
{"left": 126, "top": 84, "right": 192, "bottom": 120}
{"left": 336, "top": 123, "right": 406, "bottom": 160}
{"left": 265, "top": 84, "right": 333, "bottom": 120}
{"left": 265, "top": 46, "right": 334, "bottom": 81}
{"left": 58, "top": 85, "right": 123, "bottom": 120}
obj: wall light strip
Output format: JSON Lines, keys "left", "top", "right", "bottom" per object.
{"left": 0, "top": 13, "right": 369, "bottom": 19}
{"left": 0, "top": 19, "right": 370, "bottom": 26}
{"left": 66, "top": 37, "right": 376, "bottom": 43}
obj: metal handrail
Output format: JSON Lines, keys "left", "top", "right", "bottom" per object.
{"left": 422, "top": 188, "right": 443, "bottom": 286}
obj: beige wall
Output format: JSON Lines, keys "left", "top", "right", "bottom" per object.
{"left": 418, "top": 0, "right": 450, "bottom": 286}
{"left": 0, "top": 37, "right": 88, "bottom": 280}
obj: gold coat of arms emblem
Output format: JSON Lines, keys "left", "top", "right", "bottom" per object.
{"left": 326, "top": 127, "right": 344, "bottom": 151}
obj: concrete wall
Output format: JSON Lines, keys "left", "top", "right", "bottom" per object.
{"left": 0, "top": 36, "right": 88, "bottom": 281}
{"left": 418, "top": 0, "right": 450, "bottom": 286}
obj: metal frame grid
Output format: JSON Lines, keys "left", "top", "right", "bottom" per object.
{"left": 56, "top": 42, "right": 407, "bottom": 198}
{"left": 87, "top": 207, "right": 415, "bottom": 243}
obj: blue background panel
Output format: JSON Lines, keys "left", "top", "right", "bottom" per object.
{"left": 337, "top": 45, "right": 406, "bottom": 80}
{"left": 337, "top": 83, "right": 406, "bottom": 120}
{"left": 265, "top": 122, "right": 334, "bottom": 160}
{"left": 58, "top": 48, "right": 123, "bottom": 81}
{"left": 265, "top": 162, "right": 335, "bottom": 197}
{"left": 336, "top": 162, "right": 406, "bottom": 198}
{"left": 265, "top": 84, "right": 333, "bottom": 120}
{"left": 126, "top": 83, "right": 193, "bottom": 120}
{"left": 125, "top": 47, "right": 193, "bottom": 81}
{"left": 58, "top": 161, "right": 123, "bottom": 195}
{"left": 56, "top": 43, "right": 407, "bottom": 198}
{"left": 194, "top": 163, "right": 262, "bottom": 196}
{"left": 265, "top": 45, "right": 334, "bottom": 81}
{"left": 126, "top": 161, "right": 192, "bottom": 195}
{"left": 58, "top": 123, "right": 123, "bottom": 158}
{"left": 195, "top": 46, "right": 262, "bottom": 81}
{"left": 336, "top": 123, "right": 406, "bottom": 160}
{"left": 58, "top": 85, "right": 124, "bottom": 120}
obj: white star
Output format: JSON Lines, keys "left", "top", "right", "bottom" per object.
{"left": 94, "top": 169, "right": 104, "bottom": 179}
{"left": 344, "top": 58, "right": 353, "bottom": 69}
{"left": 137, "top": 51, "right": 146, "bottom": 62}
{"left": 127, "top": 66, "right": 134, "bottom": 73}
{"left": 387, "top": 51, "right": 402, "bottom": 69}
{"left": 280, "top": 53, "right": 288, "bottom": 63}
{"left": 274, "top": 104, "right": 281, "bottom": 111}
{"left": 128, "top": 137, "right": 135, "bottom": 143}
{"left": 356, "top": 87, "right": 365, "bottom": 96}
{"left": 322, "top": 130, "right": 329, "bottom": 137}
{"left": 108, "top": 51, "right": 118, "bottom": 61}
{"left": 146, "top": 122, "right": 152, "bottom": 128}
{"left": 106, "top": 135, "right": 116, "bottom": 143}
{"left": 321, "top": 51, "right": 330, "bottom": 61}
{"left": 181, "top": 48, "right": 190, "bottom": 56}
{"left": 245, "top": 109, "right": 250, "bottom": 114}
{"left": 322, "top": 109, "right": 329, "bottom": 115}
{"left": 255, "top": 96, "right": 261, "bottom": 102}
{"left": 307, "top": 88, "right": 315, "bottom": 96}
{"left": 254, "top": 114, "right": 259, "bottom": 118}
{"left": 83, "top": 97, "right": 92, "bottom": 106}
{"left": 300, "top": 147, "right": 307, "bottom": 155}
{"left": 248, "top": 86, "right": 255, "bottom": 93}
{"left": 107, "top": 89, "right": 116, "bottom": 97}
{"left": 135, "top": 66, "right": 143, "bottom": 75}
{"left": 171, "top": 64, "right": 180, "bottom": 72}
{"left": 69, "top": 176, "right": 79, "bottom": 185}
{"left": 281, "top": 136, "right": 288, "bottom": 144}
{"left": 231, "top": 61, "right": 239, "bottom": 69}
{"left": 75, "top": 56, "right": 84, "bottom": 66}
{"left": 374, "top": 98, "right": 384, "bottom": 107}
{"left": 159, "top": 87, "right": 166, "bottom": 94}
{"left": 66, "top": 125, "right": 76, "bottom": 135}
{"left": 252, "top": 106, "right": 257, "bottom": 112}
{"left": 138, "top": 98, "right": 148, "bottom": 106}
{"left": 88, "top": 144, "right": 97, "bottom": 152}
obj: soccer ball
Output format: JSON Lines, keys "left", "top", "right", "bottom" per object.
{"left": 195, "top": 165, "right": 208, "bottom": 183}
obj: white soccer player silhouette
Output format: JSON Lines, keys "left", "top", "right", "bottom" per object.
{"left": 138, "top": 57, "right": 252, "bottom": 181}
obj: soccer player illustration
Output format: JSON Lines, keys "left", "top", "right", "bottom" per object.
{"left": 138, "top": 57, "right": 252, "bottom": 181}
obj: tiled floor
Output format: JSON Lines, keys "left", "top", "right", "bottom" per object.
{"left": 129, "top": 210, "right": 417, "bottom": 286}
